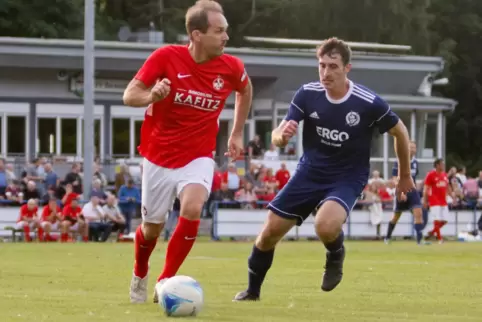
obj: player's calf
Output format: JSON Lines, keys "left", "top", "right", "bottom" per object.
{"left": 315, "top": 201, "right": 347, "bottom": 292}
{"left": 385, "top": 212, "right": 402, "bottom": 242}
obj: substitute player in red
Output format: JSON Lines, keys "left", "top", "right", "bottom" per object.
{"left": 423, "top": 158, "right": 452, "bottom": 243}
{"left": 123, "top": 0, "right": 252, "bottom": 303}
{"left": 16, "top": 199, "right": 41, "bottom": 242}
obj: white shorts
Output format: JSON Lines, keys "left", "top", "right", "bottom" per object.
{"left": 41, "top": 221, "right": 59, "bottom": 231}
{"left": 142, "top": 157, "right": 214, "bottom": 224}
{"left": 16, "top": 221, "right": 37, "bottom": 230}
{"left": 430, "top": 205, "right": 449, "bottom": 221}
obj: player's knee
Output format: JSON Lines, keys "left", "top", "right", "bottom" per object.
{"left": 179, "top": 184, "right": 208, "bottom": 220}
{"left": 315, "top": 202, "right": 346, "bottom": 240}
{"left": 142, "top": 222, "right": 163, "bottom": 240}
{"left": 255, "top": 211, "right": 294, "bottom": 251}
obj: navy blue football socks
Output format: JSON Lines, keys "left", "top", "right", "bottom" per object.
{"left": 247, "top": 245, "right": 274, "bottom": 297}
{"left": 414, "top": 223, "right": 424, "bottom": 244}
{"left": 324, "top": 230, "right": 344, "bottom": 255}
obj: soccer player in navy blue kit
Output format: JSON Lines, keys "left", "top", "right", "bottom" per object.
{"left": 233, "top": 38, "right": 415, "bottom": 301}
{"left": 384, "top": 141, "right": 426, "bottom": 244}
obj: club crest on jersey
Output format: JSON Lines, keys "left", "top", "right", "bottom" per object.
{"left": 213, "top": 76, "right": 224, "bottom": 91}
{"left": 345, "top": 111, "right": 360, "bottom": 127}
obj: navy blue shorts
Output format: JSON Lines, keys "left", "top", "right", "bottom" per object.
{"left": 394, "top": 190, "right": 422, "bottom": 212}
{"left": 267, "top": 169, "right": 365, "bottom": 226}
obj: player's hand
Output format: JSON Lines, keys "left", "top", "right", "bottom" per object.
{"left": 396, "top": 174, "right": 416, "bottom": 200}
{"left": 225, "top": 132, "right": 243, "bottom": 159}
{"left": 399, "top": 193, "right": 407, "bottom": 202}
{"left": 281, "top": 120, "right": 298, "bottom": 141}
{"left": 422, "top": 199, "right": 429, "bottom": 209}
{"left": 150, "top": 78, "right": 171, "bottom": 102}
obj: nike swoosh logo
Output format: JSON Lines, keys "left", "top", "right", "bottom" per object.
{"left": 184, "top": 236, "right": 196, "bottom": 240}
{"left": 178, "top": 73, "right": 191, "bottom": 79}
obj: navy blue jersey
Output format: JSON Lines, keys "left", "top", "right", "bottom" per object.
{"left": 286, "top": 80, "right": 399, "bottom": 181}
{"left": 392, "top": 158, "right": 418, "bottom": 181}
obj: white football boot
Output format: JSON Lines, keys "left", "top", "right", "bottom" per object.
{"left": 130, "top": 271, "right": 149, "bottom": 304}
{"left": 153, "top": 278, "right": 168, "bottom": 303}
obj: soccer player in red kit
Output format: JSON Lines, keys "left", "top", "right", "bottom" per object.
{"left": 16, "top": 199, "right": 41, "bottom": 242}
{"left": 123, "top": 0, "right": 252, "bottom": 304}
{"left": 137, "top": 104, "right": 153, "bottom": 156}
{"left": 423, "top": 158, "right": 452, "bottom": 243}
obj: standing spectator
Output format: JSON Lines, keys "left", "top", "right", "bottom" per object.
{"left": 246, "top": 135, "right": 263, "bottom": 159}
{"left": 83, "top": 196, "right": 111, "bottom": 242}
{"left": 103, "top": 194, "right": 126, "bottom": 240}
{"left": 463, "top": 176, "right": 479, "bottom": 209}
{"left": 118, "top": 178, "right": 140, "bottom": 234}
{"left": 364, "top": 183, "right": 383, "bottom": 239}
{"left": 0, "top": 159, "right": 9, "bottom": 197}
{"left": 43, "top": 163, "right": 59, "bottom": 191}
{"left": 93, "top": 163, "right": 108, "bottom": 188}
{"left": 115, "top": 164, "right": 132, "bottom": 193}
{"left": 64, "top": 163, "right": 83, "bottom": 195}
{"left": 5, "top": 163, "right": 16, "bottom": 181}
{"left": 275, "top": 163, "right": 291, "bottom": 191}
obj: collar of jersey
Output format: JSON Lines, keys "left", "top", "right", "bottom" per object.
{"left": 325, "top": 80, "right": 354, "bottom": 104}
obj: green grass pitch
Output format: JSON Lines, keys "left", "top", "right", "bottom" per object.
{"left": 1, "top": 240, "right": 482, "bottom": 321}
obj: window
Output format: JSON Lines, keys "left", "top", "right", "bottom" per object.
{"left": 7, "top": 116, "right": 25, "bottom": 155}
{"left": 112, "top": 118, "right": 130, "bottom": 156}
{"left": 61, "top": 119, "right": 77, "bottom": 154}
{"left": 81, "top": 119, "right": 101, "bottom": 156}
{"left": 254, "top": 120, "right": 272, "bottom": 153}
{"left": 38, "top": 118, "right": 57, "bottom": 154}
{"left": 424, "top": 113, "right": 437, "bottom": 158}
{"left": 134, "top": 120, "right": 142, "bottom": 156}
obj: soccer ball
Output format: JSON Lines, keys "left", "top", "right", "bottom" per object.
{"left": 157, "top": 275, "right": 204, "bottom": 317}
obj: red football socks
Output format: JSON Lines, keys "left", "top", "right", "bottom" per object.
{"left": 429, "top": 220, "right": 446, "bottom": 240}
{"left": 157, "top": 216, "right": 200, "bottom": 281}
{"left": 37, "top": 227, "right": 44, "bottom": 241}
{"left": 23, "top": 225, "right": 31, "bottom": 242}
{"left": 134, "top": 225, "right": 158, "bottom": 279}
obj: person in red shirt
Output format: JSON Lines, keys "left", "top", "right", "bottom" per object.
{"left": 423, "top": 158, "right": 452, "bottom": 243}
{"left": 61, "top": 183, "right": 80, "bottom": 207}
{"left": 60, "top": 199, "right": 87, "bottom": 242}
{"left": 275, "top": 163, "right": 291, "bottom": 191}
{"left": 40, "top": 197, "right": 62, "bottom": 242}
{"left": 123, "top": 0, "right": 253, "bottom": 304}
{"left": 16, "top": 199, "right": 40, "bottom": 242}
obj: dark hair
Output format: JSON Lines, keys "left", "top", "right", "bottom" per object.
{"left": 185, "top": 0, "right": 223, "bottom": 35}
{"left": 316, "top": 37, "right": 352, "bottom": 66}
{"left": 434, "top": 158, "right": 444, "bottom": 167}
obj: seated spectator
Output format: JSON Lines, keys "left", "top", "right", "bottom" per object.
{"left": 213, "top": 182, "right": 234, "bottom": 203}
{"left": 463, "top": 177, "right": 479, "bottom": 209}
{"left": 118, "top": 178, "right": 141, "bottom": 234}
{"left": 0, "top": 159, "right": 8, "bottom": 197}
{"left": 263, "top": 168, "right": 279, "bottom": 191}
{"left": 223, "top": 163, "right": 241, "bottom": 196}
{"left": 5, "top": 180, "right": 24, "bottom": 204}
{"left": 61, "top": 183, "right": 80, "bottom": 207}
{"left": 60, "top": 199, "right": 87, "bottom": 242}
{"left": 257, "top": 186, "right": 276, "bottom": 205}
{"left": 90, "top": 179, "right": 107, "bottom": 205}
{"left": 244, "top": 162, "right": 260, "bottom": 186}
{"left": 235, "top": 182, "right": 258, "bottom": 209}
{"left": 275, "top": 163, "right": 290, "bottom": 191}
{"left": 93, "top": 163, "right": 108, "bottom": 188}
{"left": 83, "top": 195, "right": 111, "bottom": 242}
{"left": 16, "top": 199, "right": 40, "bottom": 242}
{"left": 263, "top": 144, "right": 279, "bottom": 161}
{"left": 40, "top": 197, "right": 62, "bottom": 242}
{"left": 102, "top": 194, "right": 126, "bottom": 240}
{"left": 23, "top": 180, "right": 40, "bottom": 202}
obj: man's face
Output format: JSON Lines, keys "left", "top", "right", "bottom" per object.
{"left": 436, "top": 161, "right": 445, "bottom": 172}
{"left": 318, "top": 52, "right": 351, "bottom": 90}
{"left": 196, "top": 11, "right": 229, "bottom": 57}
{"left": 410, "top": 142, "right": 417, "bottom": 156}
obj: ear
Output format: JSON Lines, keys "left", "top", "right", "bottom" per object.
{"left": 344, "top": 63, "right": 352, "bottom": 73}
{"left": 191, "top": 30, "right": 202, "bottom": 42}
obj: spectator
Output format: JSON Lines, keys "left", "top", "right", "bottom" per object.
{"left": 244, "top": 162, "right": 260, "bottom": 186}
{"left": 5, "top": 180, "right": 24, "bottom": 204}
{"left": 41, "top": 185, "right": 58, "bottom": 206}
{"left": 43, "top": 163, "right": 59, "bottom": 191}
{"left": 0, "top": 159, "right": 9, "bottom": 197}
{"left": 23, "top": 180, "right": 41, "bottom": 202}
{"left": 60, "top": 198, "right": 87, "bottom": 242}
{"left": 235, "top": 182, "right": 258, "bottom": 209}
{"left": 118, "top": 178, "right": 140, "bottom": 234}
{"left": 164, "top": 198, "right": 180, "bottom": 241}
{"left": 275, "top": 163, "right": 291, "bottom": 190}
{"left": 263, "top": 168, "right": 279, "bottom": 191}
{"left": 368, "top": 170, "right": 384, "bottom": 187}
{"left": 103, "top": 194, "right": 126, "bottom": 240}
{"left": 93, "top": 163, "right": 108, "bottom": 188}
{"left": 263, "top": 144, "right": 279, "bottom": 161}
{"left": 115, "top": 164, "right": 132, "bottom": 193}
{"left": 64, "top": 163, "right": 83, "bottom": 194}
{"left": 61, "top": 183, "right": 80, "bottom": 207}
{"left": 223, "top": 163, "right": 241, "bottom": 197}
{"left": 246, "top": 135, "right": 263, "bottom": 158}
{"left": 83, "top": 196, "right": 111, "bottom": 242}
{"left": 364, "top": 183, "right": 383, "bottom": 239}
{"left": 23, "top": 159, "right": 44, "bottom": 191}
{"left": 455, "top": 166, "right": 467, "bottom": 187}
{"left": 90, "top": 179, "right": 107, "bottom": 205}
{"left": 16, "top": 199, "right": 40, "bottom": 242}
{"left": 463, "top": 176, "right": 479, "bottom": 209}
{"left": 40, "top": 197, "right": 62, "bottom": 242}
{"left": 5, "top": 163, "right": 16, "bottom": 181}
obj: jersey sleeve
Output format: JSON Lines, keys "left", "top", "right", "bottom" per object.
{"left": 231, "top": 57, "right": 249, "bottom": 92}
{"left": 371, "top": 97, "right": 399, "bottom": 134}
{"left": 392, "top": 161, "right": 398, "bottom": 177}
{"left": 424, "top": 171, "right": 434, "bottom": 186}
{"left": 134, "top": 47, "right": 168, "bottom": 88}
{"left": 284, "top": 86, "right": 306, "bottom": 123}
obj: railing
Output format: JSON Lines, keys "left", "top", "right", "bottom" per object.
{"left": 212, "top": 201, "right": 481, "bottom": 240}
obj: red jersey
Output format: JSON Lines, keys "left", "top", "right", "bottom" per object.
{"left": 17, "top": 204, "right": 38, "bottom": 223}
{"left": 135, "top": 45, "right": 249, "bottom": 168}
{"left": 62, "top": 205, "right": 82, "bottom": 219}
{"left": 424, "top": 170, "right": 448, "bottom": 206}
{"left": 41, "top": 205, "right": 62, "bottom": 223}
{"left": 211, "top": 171, "right": 223, "bottom": 192}
{"left": 138, "top": 105, "right": 154, "bottom": 156}
{"left": 275, "top": 169, "right": 290, "bottom": 190}
{"left": 63, "top": 192, "right": 79, "bottom": 206}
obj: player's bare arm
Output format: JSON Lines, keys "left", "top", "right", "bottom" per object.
{"left": 388, "top": 120, "right": 415, "bottom": 196}
{"left": 272, "top": 120, "right": 298, "bottom": 148}
{"left": 422, "top": 183, "right": 430, "bottom": 208}
{"left": 226, "top": 79, "right": 253, "bottom": 158}
{"left": 123, "top": 78, "right": 171, "bottom": 107}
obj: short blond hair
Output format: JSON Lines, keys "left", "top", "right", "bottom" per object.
{"left": 185, "top": 0, "right": 223, "bottom": 35}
